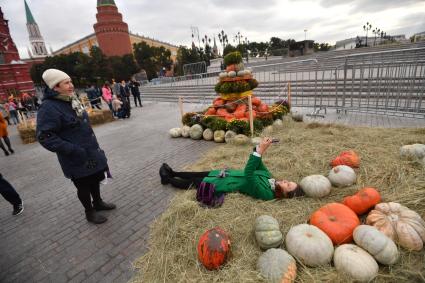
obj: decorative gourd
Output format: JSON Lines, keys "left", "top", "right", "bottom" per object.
{"left": 189, "top": 124, "right": 203, "bottom": 140}
{"left": 285, "top": 224, "right": 334, "bottom": 267}
{"left": 400, "top": 144, "right": 425, "bottom": 160}
{"left": 366, "top": 202, "right": 425, "bottom": 251}
{"left": 169, "top": 128, "right": 182, "bottom": 138}
{"left": 197, "top": 227, "right": 231, "bottom": 270}
{"left": 291, "top": 112, "right": 303, "bottom": 122}
{"left": 203, "top": 129, "right": 213, "bottom": 141}
{"left": 257, "top": 248, "right": 297, "bottom": 283}
{"left": 251, "top": 96, "right": 262, "bottom": 106}
{"left": 257, "top": 103, "right": 269, "bottom": 113}
{"left": 299, "top": 175, "right": 331, "bottom": 198}
{"left": 232, "top": 134, "right": 250, "bottom": 145}
{"left": 254, "top": 215, "right": 283, "bottom": 249}
{"left": 273, "top": 119, "right": 283, "bottom": 128}
{"left": 181, "top": 125, "right": 191, "bottom": 138}
{"left": 245, "top": 69, "right": 252, "bottom": 75}
{"left": 228, "top": 71, "right": 237, "bottom": 78}
{"left": 333, "top": 244, "right": 379, "bottom": 283}
{"left": 205, "top": 107, "right": 216, "bottom": 115}
{"left": 330, "top": 150, "right": 360, "bottom": 168}
{"left": 328, "top": 165, "right": 356, "bottom": 187}
{"left": 224, "top": 130, "right": 237, "bottom": 143}
{"left": 237, "top": 70, "right": 246, "bottom": 77}
{"left": 213, "top": 98, "right": 225, "bottom": 107}
{"left": 213, "top": 130, "right": 225, "bottom": 143}
{"left": 343, "top": 187, "right": 381, "bottom": 215}
{"left": 353, "top": 225, "right": 399, "bottom": 265}
{"left": 310, "top": 203, "right": 360, "bottom": 245}
{"left": 219, "top": 72, "right": 228, "bottom": 79}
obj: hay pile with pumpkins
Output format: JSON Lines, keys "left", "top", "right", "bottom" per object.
{"left": 133, "top": 119, "right": 425, "bottom": 283}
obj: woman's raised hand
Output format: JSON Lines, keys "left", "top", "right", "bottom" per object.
{"left": 257, "top": 137, "right": 273, "bottom": 155}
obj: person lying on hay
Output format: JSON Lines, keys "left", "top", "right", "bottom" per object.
{"left": 159, "top": 137, "right": 304, "bottom": 206}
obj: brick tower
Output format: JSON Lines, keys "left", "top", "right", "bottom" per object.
{"left": 93, "top": 0, "right": 132, "bottom": 56}
{"left": 0, "top": 7, "right": 34, "bottom": 100}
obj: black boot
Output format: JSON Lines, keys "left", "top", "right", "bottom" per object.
{"left": 93, "top": 200, "right": 116, "bottom": 211}
{"left": 162, "top": 163, "right": 174, "bottom": 176}
{"left": 3, "top": 150, "right": 9, "bottom": 156}
{"left": 159, "top": 164, "right": 170, "bottom": 185}
{"left": 85, "top": 209, "right": 107, "bottom": 224}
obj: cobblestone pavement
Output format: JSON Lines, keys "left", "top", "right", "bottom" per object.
{"left": 0, "top": 102, "right": 214, "bottom": 283}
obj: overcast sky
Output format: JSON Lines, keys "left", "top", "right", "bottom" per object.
{"left": 1, "top": 0, "right": 425, "bottom": 59}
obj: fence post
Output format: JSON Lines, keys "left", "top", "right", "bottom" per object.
{"left": 178, "top": 96, "right": 184, "bottom": 126}
{"left": 248, "top": 95, "right": 254, "bottom": 137}
{"left": 287, "top": 82, "right": 292, "bottom": 107}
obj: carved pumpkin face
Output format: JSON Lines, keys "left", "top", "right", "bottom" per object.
{"left": 197, "top": 227, "right": 231, "bottom": 270}
{"left": 343, "top": 187, "right": 381, "bottom": 215}
{"left": 310, "top": 203, "right": 360, "bottom": 245}
{"left": 366, "top": 202, "right": 425, "bottom": 251}
{"left": 331, "top": 150, "right": 360, "bottom": 168}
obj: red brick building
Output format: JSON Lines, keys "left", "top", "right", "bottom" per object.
{"left": 0, "top": 8, "right": 34, "bottom": 101}
{"left": 93, "top": 0, "right": 132, "bottom": 57}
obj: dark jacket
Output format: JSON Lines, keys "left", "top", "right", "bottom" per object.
{"left": 36, "top": 88, "right": 108, "bottom": 179}
{"left": 129, "top": 82, "right": 140, "bottom": 96}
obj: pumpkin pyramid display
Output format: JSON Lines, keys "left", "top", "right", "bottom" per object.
{"left": 197, "top": 227, "right": 231, "bottom": 270}
{"left": 205, "top": 51, "right": 280, "bottom": 122}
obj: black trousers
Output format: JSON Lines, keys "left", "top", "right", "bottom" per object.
{"left": 72, "top": 171, "right": 105, "bottom": 210}
{"left": 133, "top": 95, "right": 142, "bottom": 107}
{"left": 0, "top": 136, "right": 13, "bottom": 153}
{"left": 169, "top": 171, "right": 209, "bottom": 189}
{"left": 0, "top": 174, "right": 22, "bottom": 206}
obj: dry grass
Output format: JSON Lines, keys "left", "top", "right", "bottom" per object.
{"left": 132, "top": 120, "right": 425, "bottom": 283}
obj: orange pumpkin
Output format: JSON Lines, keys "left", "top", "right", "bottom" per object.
{"left": 251, "top": 96, "right": 262, "bottom": 106}
{"left": 197, "top": 227, "right": 231, "bottom": 270}
{"left": 225, "top": 64, "right": 237, "bottom": 72}
{"left": 205, "top": 107, "right": 217, "bottom": 115}
{"left": 235, "top": 104, "right": 247, "bottom": 112}
{"left": 331, "top": 150, "right": 360, "bottom": 168}
{"left": 213, "top": 98, "right": 225, "bottom": 107}
{"left": 245, "top": 110, "right": 257, "bottom": 119}
{"left": 257, "top": 103, "right": 269, "bottom": 113}
{"left": 343, "top": 187, "right": 381, "bottom": 215}
{"left": 216, "top": 108, "right": 229, "bottom": 117}
{"left": 234, "top": 111, "right": 245, "bottom": 119}
{"left": 310, "top": 203, "right": 360, "bottom": 245}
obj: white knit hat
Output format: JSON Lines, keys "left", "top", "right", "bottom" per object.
{"left": 42, "top": 69, "right": 70, "bottom": 89}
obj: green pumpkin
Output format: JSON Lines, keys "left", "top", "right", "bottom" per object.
{"left": 255, "top": 215, "right": 283, "bottom": 250}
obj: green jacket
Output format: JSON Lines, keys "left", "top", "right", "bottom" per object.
{"left": 203, "top": 154, "right": 275, "bottom": 201}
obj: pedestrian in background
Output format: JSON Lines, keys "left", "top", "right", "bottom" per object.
{"left": 0, "top": 112, "right": 14, "bottom": 156}
{"left": 129, "top": 79, "right": 142, "bottom": 107}
{"left": 0, "top": 174, "right": 23, "bottom": 216}
{"left": 102, "top": 82, "right": 113, "bottom": 112}
{"left": 37, "top": 69, "right": 116, "bottom": 224}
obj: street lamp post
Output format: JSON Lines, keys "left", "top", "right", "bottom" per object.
{"left": 304, "top": 29, "right": 307, "bottom": 41}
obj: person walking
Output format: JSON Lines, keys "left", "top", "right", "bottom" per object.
{"left": 129, "top": 79, "right": 143, "bottom": 107}
{"left": 119, "top": 80, "right": 131, "bottom": 107}
{"left": 0, "top": 112, "right": 14, "bottom": 156}
{"left": 101, "top": 82, "right": 113, "bottom": 112}
{"left": 36, "top": 69, "right": 116, "bottom": 224}
{"left": 0, "top": 174, "right": 23, "bottom": 216}
{"left": 0, "top": 103, "right": 11, "bottom": 125}
{"left": 111, "top": 78, "right": 120, "bottom": 97}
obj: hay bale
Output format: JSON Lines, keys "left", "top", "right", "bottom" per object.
{"left": 133, "top": 122, "right": 425, "bottom": 283}
{"left": 17, "top": 123, "right": 36, "bottom": 144}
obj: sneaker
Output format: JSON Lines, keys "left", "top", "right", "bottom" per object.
{"left": 12, "top": 202, "right": 24, "bottom": 216}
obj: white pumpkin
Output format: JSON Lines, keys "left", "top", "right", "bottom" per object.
{"left": 232, "top": 134, "right": 250, "bottom": 145}
{"left": 400, "top": 144, "right": 425, "bottom": 160}
{"left": 213, "top": 130, "right": 225, "bottom": 143}
{"left": 169, "top": 128, "right": 181, "bottom": 138}
{"left": 237, "top": 70, "right": 246, "bottom": 77}
{"left": 224, "top": 130, "right": 237, "bottom": 143}
{"left": 353, "top": 225, "right": 399, "bottom": 265}
{"left": 219, "top": 72, "right": 228, "bottom": 79}
{"left": 299, "top": 175, "right": 331, "bottom": 198}
{"left": 254, "top": 215, "right": 283, "bottom": 249}
{"left": 333, "top": 244, "right": 379, "bottom": 282}
{"left": 257, "top": 248, "right": 297, "bottom": 283}
{"left": 273, "top": 119, "right": 283, "bottom": 128}
{"left": 245, "top": 69, "right": 252, "bottom": 75}
{"left": 228, "top": 71, "right": 237, "bottom": 78}
{"left": 181, "top": 125, "right": 191, "bottom": 138}
{"left": 285, "top": 224, "right": 334, "bottom": 267}
{"left": 328, "top": 165, "right": 356, "bottom": 187}
{"left": 189, "top": 124, "right": 203, "bottom": 140}
{"left": 291, "top": 112, "right": 303, "bottom": 122}
{"left": 202, "top": 128, "right": 213, "bottom": 141}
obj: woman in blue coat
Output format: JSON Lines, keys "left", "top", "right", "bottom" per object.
{"left": 36, "top": 69, "right": 115, "bottom": 224}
